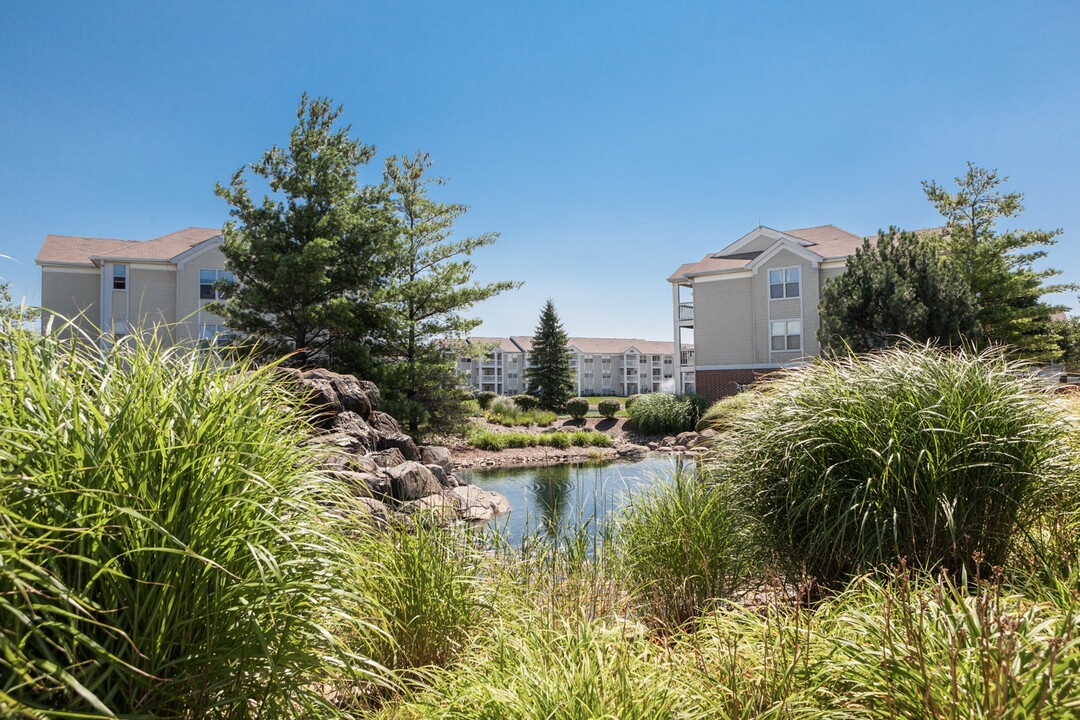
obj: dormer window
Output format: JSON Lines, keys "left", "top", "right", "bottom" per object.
{"left": 112, "top": 264, "right": 127, "bottom": 290}
{"left": 769, "top": 268, "right": 800, "bottom": 299}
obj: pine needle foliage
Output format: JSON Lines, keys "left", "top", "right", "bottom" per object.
{"left": 818, "top": 227, "right": 979, "bottom": 355}
{"left": 525, "top": 300, "right": 574, "bottom": 411}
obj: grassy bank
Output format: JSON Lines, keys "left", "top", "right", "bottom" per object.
{"left": 4, "top": 327, "right": 1080, "bottom": 717}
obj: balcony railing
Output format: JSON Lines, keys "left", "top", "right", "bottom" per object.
{"left": 679, "top": 303, "right": 694, "bottom": 321}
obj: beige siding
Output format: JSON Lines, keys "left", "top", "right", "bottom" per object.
{"left": 40, "top": 268, "right": 100, "bottom": 337}
{"left": 129, "top": 269, "right": 177, "bottom": 336}
{"left": 177, "top": 245, "right": 228, "bottom": 342}
{"left": 756, "top": 249, "right": 816, "bottom": 363}
{"left": 693, "top": 276, "right": 754, "bottom": 366}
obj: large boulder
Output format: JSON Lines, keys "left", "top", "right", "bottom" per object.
{"left": 386, "top": 461, "right": 443, "bottom": 502}
{"left": 450, "top": 485, "right": 510, "bottom": 524}
{"left": 378, "top": 432, "right": 420, "bottom": 461}
{"left": 330, "top": 411, "right": 378, "bottom": 451}
{"left": 331, "top": 470, "right": 390, "bottom": 499}
{"left": 419, "top": 445, "right": 454, "bottom": 474}
{"left": 369, "top": 411, "right": 402, "bottom": 436}
{"left": 402, "top": 493, "right": 459, "bottom": 525}
{"left": 369, "top": 448, "right": 407, "bottom": 468}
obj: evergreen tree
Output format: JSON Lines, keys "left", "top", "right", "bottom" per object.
{"left": 923, "top": 163, "right": 1075, "bottom": 360}
{"left": 374, "top": 152, "right": 519, "bottom": 437}
{"left": 1056, "top": 314, "right": 1080, "bottom": 371}
{"left": 818, "top": 228, "right": 979, "bottom": 355}
{"left": 526, "top": 300, "right": 574, "bottom": 411}
{"left": 214, "top": 94, "right": 393, "bottom": 366}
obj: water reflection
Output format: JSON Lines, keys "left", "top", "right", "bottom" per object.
{"left": 463, "top": 455, "right": 684, "bottom": 547}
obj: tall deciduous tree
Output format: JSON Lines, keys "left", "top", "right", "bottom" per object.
{"left": 818, "top": 228, "right": 979, "bottom": 355}
{"left": 923, "top": 163, "right": 1075, "bottom": 360}
{"left": 526, "top": 300, "right": 574, "bottom": 411}
{"left": 214, "top": 94, "right": 392, "bottom": 366}
{"left": 375, "top": 152, "right": 520, "bottom": 437}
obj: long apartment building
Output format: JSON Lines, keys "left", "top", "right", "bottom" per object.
{"left": 457, "top": 336, "right": 695, "bottom": 397}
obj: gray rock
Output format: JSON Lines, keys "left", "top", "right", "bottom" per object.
{"left": 331, "top": 470, "right": 389, "bottom": 499}
{"left": 347, "top": 455, "right": 378, "bottom": 474}
{"left": 386, "top": 461, "right": 442, "bottom": 502}
{"left": 450, "top": 485, "right": 510, "bottom": 524}
{"left": 419, "top": 445, "right": 453, "bottom": 474}
{"left": 402, "top": 493, "right": 459, "bottom": 524}
{"left": 369, "top": 411, "right": 402, "bottom": 436}
{"left": 675, "top": 431, "right": 699, "bottom": 447}
{"left": 370, "top": 448, "right": 407, "bottom": 468}
{"left": 300, "top": 368, "right": 377, "bottom": 420}
{"left": 617, "top": 444, "right": 649, "bottom": 459}
{"left": 378, "top": 432, "right": 420, "bottom": 461}
{"left": 425, "top": 463, "right": 450, "bottom": 487}
{"left": 661, "top": 436, "right": 677, "bottom": 447}
{"left": 331, "top": 411, "right": 377, "bottom": 451}
{"left": 354, "top": 496, "right": 392, "bottom": 527}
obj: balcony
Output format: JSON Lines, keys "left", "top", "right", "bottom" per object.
{"left": 679, "top": 303, "right": 694, "bottom": 322}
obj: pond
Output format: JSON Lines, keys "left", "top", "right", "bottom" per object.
{"left": 461, "top": 454, "right": 689, "bottom": 547}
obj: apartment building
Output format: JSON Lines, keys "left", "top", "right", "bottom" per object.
{"left": 669, "top": 224, "right": 866, "bottom": 400}
{"left": 35, "top": 228, "right": 230, "bottom": 344}
{"left": 457, "top": 336, "right": 694, "bottom": 396}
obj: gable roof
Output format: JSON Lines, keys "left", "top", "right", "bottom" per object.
{"left": 500, "top": 336, "right": 683, "bottom": 355}
{"left": 468, "top": 336, "right": 522, "bottom": 353}
{"left": 669, "top": 224, "right": 865, "bottom": 283}
{"left": 37, "top": 228, "right": 222, "bottom": 267}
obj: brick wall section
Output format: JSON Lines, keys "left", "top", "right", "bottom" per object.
{"left": 696, "top": 369, "right": 773, "bottom": 401}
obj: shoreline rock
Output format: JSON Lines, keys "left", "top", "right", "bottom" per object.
{"left": 285, "top": 368, "right": 511, "bottom": 529}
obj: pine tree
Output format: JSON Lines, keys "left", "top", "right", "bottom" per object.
{"left": 214, "top": 94, "right": 393, "bottom": 366}
{"left": 374, "top": 152, "right": 520, "bottom": 437}
{"left": 526, "top": 300, "right": 574, "bottom": 411}
{"left": 923, "top": 163, "right": 1075, "bottom": 360}
{"left": 818, "top": 228, "right": 979, "bottom": 355}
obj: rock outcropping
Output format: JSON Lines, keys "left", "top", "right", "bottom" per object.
{"left": 281, "top": 368, "right": 509, "bottom": 526}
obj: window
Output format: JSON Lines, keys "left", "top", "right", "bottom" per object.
{"left": 771, "top": 320, "right": 802, "bottom": 351}
{"left": 652, "top": 355, "right": 661, "bottom": 362}
{"left": 768, "top": 268, "right": 800, "bottom": 299}
{"left": 200, "top": 269, "right": 235, "bottom": 300}
{"left": 583, "top": 370, "right": 594, "bottom": 378}
{"left": 507, "top": 371, "right": 518, "bottom": 380}
{"left": 112, "top": 264, "right": 127, "bottom": 290}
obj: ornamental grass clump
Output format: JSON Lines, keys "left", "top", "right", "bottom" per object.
{"left": 724, "top": 343, "right": 1069, "bottom": 586}
{"left": 0, "top": 323, "right": 387, "bottom": 718}
{"left": 626, "top": 392, "right": 706, "bottom": 434}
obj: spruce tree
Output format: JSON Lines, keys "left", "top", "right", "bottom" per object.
{"left": 526, "top": 300, "right": 574, "bottom": 411}
{"left": 923, "top": 163, "right": 1075, "bottom": 360}
{"left": 374, "top": 152, "right": 520, "bottom": 438}
{"left": 818, "top": 228, "right": 979, "bottom": 355}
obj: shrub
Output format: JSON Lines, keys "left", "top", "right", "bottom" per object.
{"left": 0, "top": 324, "right": 385, "bottom": 717}
{"left": 624, "top": 393, "right": 642, "bottom": 410}
{"left": 476, "top": 390, "right": 498, "bottom": 410}
{"left": 565, "top": 397, "right": 589, "bottom": 419}
{"left": 597, "top": 398, "right": 621, "bottom": 418}
{"left": 468, "top": 429, "right": 611, "bottom": 452}
{"left": 695, "top": 390, "right": 759, "bottom": 432}
{"left": 512, "top": 393, "right": 539, "bottom": 411}
{"left": 529, "top": 410, "right": 558, "bottom": 427}
{"left": 545, "top": 431, "right": 571, "bottom": 449}
{"left": 488, "top": 395, "right": 518, "bottom": 416}
{"left": 725, "top": 344, "right": 1069, "bottom": 586}
{"left": 570, "top": 430, "right": 612, "bottom": 447}
{"left": 618, "top": 465, "right": 752, "bottom": 628}
{"left": 626, "top": 392, "right": 704, "bottom": 434}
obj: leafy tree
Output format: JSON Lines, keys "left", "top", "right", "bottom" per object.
{"left": 525, "top": 300, "right": 574, "bottom": 411}
{"left": 214, "top": 94, "right": 393, "bottom": 366}
{"left": 818, "top": 228, "right": 979, "bottom": 355}
{"left": 374, "top": 152, "right": 519, "bottom": 437}
{"left": 0, "top": 281, "right": 37, "bottom": 325}
{"left": 923, "top": 163, "right": 1075, "bottom": 360}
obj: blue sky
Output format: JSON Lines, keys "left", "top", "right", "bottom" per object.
{"left": 2, "top": 1, "right": 1078, "bottom": 340}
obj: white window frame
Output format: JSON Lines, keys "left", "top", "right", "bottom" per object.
{"left": 112, "top": 264, "right": 127, "bottom": 291}
{"left": 768, "top": 266, "right": 800, "bottom": 300}
{"left": 770, "top": 319, "right": 802, "bottom": 351}
{"left": 200, "top": 268, "right": 234, "bottom": 301}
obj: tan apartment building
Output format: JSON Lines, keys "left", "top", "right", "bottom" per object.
{"left": 457, "top": 336, "right": 694, "bottom": 396}
{"left": 670, "top": 224, "right": 865, "bottom": 400}
{"left": 35, "top": 228, "right": 231, "bottom": 344}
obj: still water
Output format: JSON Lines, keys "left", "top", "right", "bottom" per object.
{"left": 461, "top": 455, "right": 687, "bottom": 547}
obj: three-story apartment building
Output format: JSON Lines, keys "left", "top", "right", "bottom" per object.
{"left": 36, "top": 228, "right": 230, "bottom": 344}
{"left": 457, "top": 336, "right": 694, "bottom": 396}
{"left": 670, "top": 224, "right": 865, "bottom": 400}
